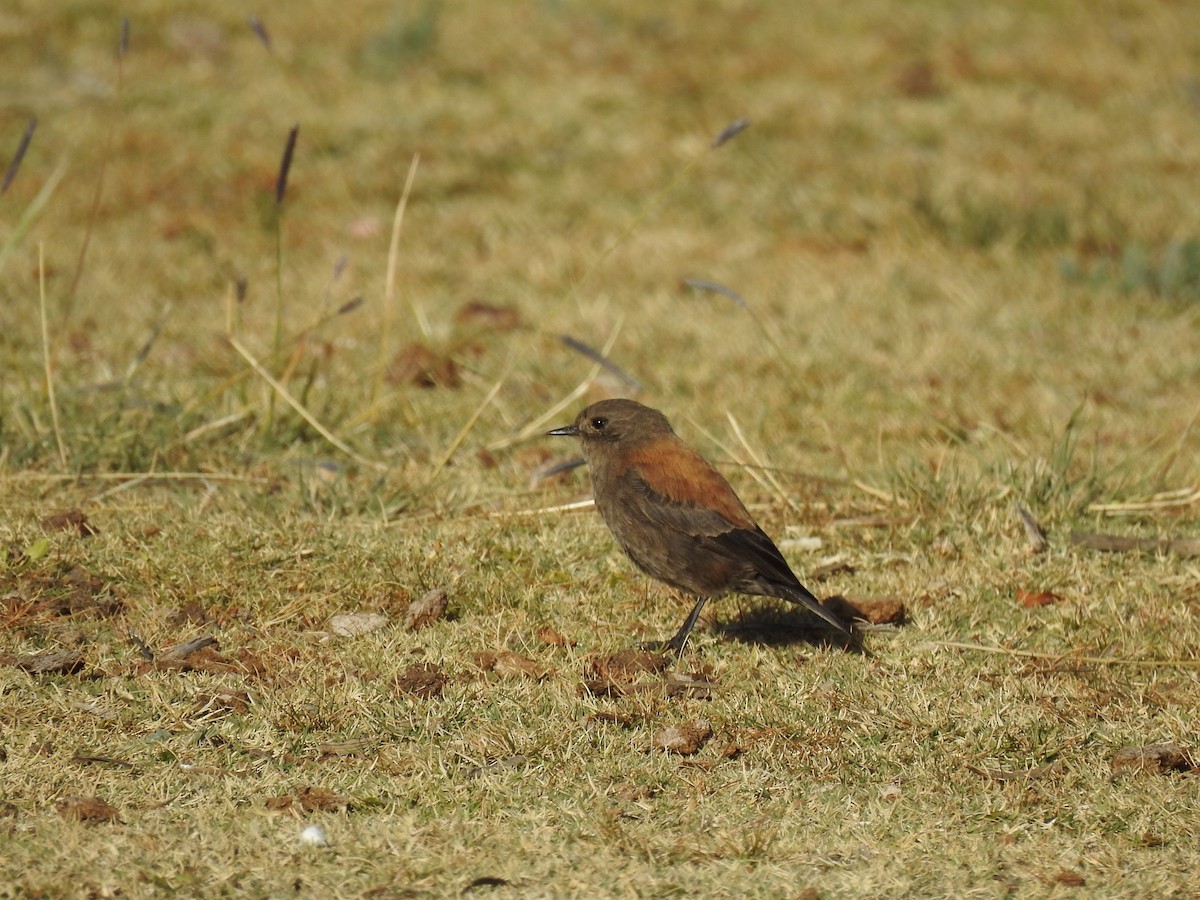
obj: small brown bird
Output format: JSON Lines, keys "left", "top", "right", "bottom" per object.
{"left": 548, "top": 398, "right": 853, "bottom": 655}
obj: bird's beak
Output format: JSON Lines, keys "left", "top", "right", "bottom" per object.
{"left": 546, "top": 424, "right": 580, "bottom": 437}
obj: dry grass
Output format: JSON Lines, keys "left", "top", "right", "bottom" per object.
{"left": 3, "top": 1, "right": 1200, "bottom": 896}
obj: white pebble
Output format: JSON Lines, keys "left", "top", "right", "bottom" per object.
{"left": 299, "top": 824, "right": 329, "bottom": 847}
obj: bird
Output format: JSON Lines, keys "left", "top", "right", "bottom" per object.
{"left": 547, "top": 398, "right": 854, "bottom": 655}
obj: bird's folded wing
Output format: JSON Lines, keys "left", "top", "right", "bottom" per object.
{"left": 619, "top": 469, "right": 800, "bottom": 585}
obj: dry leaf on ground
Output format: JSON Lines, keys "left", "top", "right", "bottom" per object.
{"left": 1017, "top": 589, "right": 1065, "bottom": 608}
{"left": 330, "top": 612, "right": 389, "bottom": 637}
{"left": 1111, "top": 743, "right": 1195, "bottom": 775}
{"left": 394, "top": 662, "right": 447, "bottom": 698}
{"left": 455, "top": 300, "right": 520, "bottom": 331}
{"left": 536, "top": 625, "right": 575, "bottom": 648}
{"left": 404, "top": 589, "right": 449, "bottom": 631}
{"left": 8, "top": 650, "right": 84, "bottom": 675}
{"left": 654, "top": 720, "right": 713, "bottom": 755}
{"left": 297, "top": 786, "right": 349, "bottom": 812}
{"left": 40, "top": 509, "right": 99, "bottom": 537}
{"left": 473, "top": 650, "right": 549, "bottom": 680}
{"left": 56, "top": 795, "right": 121, "bottom": 824}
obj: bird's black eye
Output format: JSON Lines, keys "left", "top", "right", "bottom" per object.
{"left": 590, "top": 416, "right": 608, "bottom": 430}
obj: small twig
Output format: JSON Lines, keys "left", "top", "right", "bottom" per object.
{"left": 559, "top": 335, "right": 643, "bottom": 392}
{"left": 126, "top": 630, "right": 154, "bottom": 662}
{"left": 710, "top": 117, "right": 750, "bottom": 149}
{"left": 427, "top": 375, "right": 505, "bottom": 483}
{"left": 66, "top": 18, "right": 128, "bottom": 308}
{"left": 724, "top": 411, "right": 799, "bottom": 513}
{"left": 1070, "top": 532, "right": 1200, "bottom": 557}
{"left": 687, "top": 418, "right": 774, "bottom": 507}
{"left": 488, "top": 498, "right": 596, "bottom": 517}
{"left": 1088, "top": 487, "right": 1200, "bottom": 515}
{"left": 0, "top": 159, "right": 67, "bottom": 278}
{"left": 925, "top": 640, "right": 1200, "bottom": 669}
{"left": 1013, "top": 502, "right": 1048, "bottom": 553}
{"left": 122, "top": 303, "right": 172, "bottom": 386}
{"left": 487, "top": 319, "right": 626, "bottom": 451}
{"left": 227, "top": 335, "right": 385, "bottom": 470}
{"left": 374, "top": 153, "right": 422, "bottom": 408}
{"left": 38, "top": 243, "right": 68, "bottom": 469}
{"left": 4, "top": 470, "right": 267, "bottom": 483}
{"left": 1, "top": 115, "right": 36, "bottom": 195}
{"left": 160, "top": 634, "right": 218, "bottom": 662}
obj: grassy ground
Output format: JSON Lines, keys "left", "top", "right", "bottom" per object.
{"left": 3, "top": 0, "right": 1200, "bottom": 896}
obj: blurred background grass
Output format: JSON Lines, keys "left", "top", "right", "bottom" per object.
{"left": 3, "top": 0, "right": 1197, "bottom": 492}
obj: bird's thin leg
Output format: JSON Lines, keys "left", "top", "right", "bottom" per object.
{"left": 661, "top": 596, "right": 709, "bottom": 657}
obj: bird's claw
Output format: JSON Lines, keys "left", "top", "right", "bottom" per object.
{"left": 639, "top": 637, "right": 688, "bottom": 658}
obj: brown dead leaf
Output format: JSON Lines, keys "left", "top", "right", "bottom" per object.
{"left": 394, "top": 662, "right": 447, "bottom": 699}
{"left": 158, "top": 634, "right": 218, "bottom": 661}
{"left": 1111, "top": 743, "right": 1194, "bottom": 775}
{"left": 191, "top": 689, "right": 251, "bottom": 718}
{"left": 473, "top": 650, "right": 549, "bottom": 680}
{"left": 1050, "top": 871, "right": 1086, "bottom": 887}
{"left": 20, "top": 566, "right": 123, "bottom": 620}
{"left": 167, "top": 601, "right": 209, "bottom": 626}
{"left": 297, "top": 786, "right": 348, "bottom": 813}
{"left": 387, "top": 342, "right": 461, "bottom": 389}
{"left": 579, "top": 677, "right": 629, "bottom": 698}
{"left": 404, "top": 589, "right": 448, "bottom": 631}
{"left": 613, "top": 783, "right": 658, "bottom": 802}
{"left": 662, "top": 671, "right": 716, "bottom": 699}
{"left": 234, "top": 649, "right": 268, "bottom": 678}
{"left": 40, "top": 509, "right": 99, "bottom": 537}
{"left": 895, "top": 59, "right": 940, "bottom": 98}
{"left": 264, "top": 795, "right": 294, "bottom": 812}
{"left": 828, "top": 596, "right": 905, "bottom": 625}
{"left": 515, "top": 445, "right": 554, "bottom": 472}
{"left": 589, "top": 649, "right": 670, "bottom": 683}
{"left": 1017, "top": 589, "right": 1065, "bottom": 608}
{"left": 11, "top": 650, "right": 84, "bottom": 675}
{"left": 177, "top": 646, "right": 242, "bottom": 673}
{"left": 330, "top": 612, "right": 389, "bottom": 637}
{"left": 144, "top": 636, "right": 243, "bottom": 675}
{"left": 317, "top": 738, "right": 375, "bottom": 758}
{"left": 536, "top": 625, "right": 575, "bottom": 648}
{"left": 455, "top": 299, "right": 520, "bottom": 331}
{"left": 56, "top": 795, "right": 121, "bottom": 824}
{"left": 580, "top": 653, "right": 712, "bottom": 699}
{"left": 1071, "top": 532, "right": 1200, "bottom": 558}
{"left": 653, "top": 720, "right": 713, "bottom": 755}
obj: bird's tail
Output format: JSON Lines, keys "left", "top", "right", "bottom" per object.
{"left": 774, "top": 581, "right": 856, "bottom": 640}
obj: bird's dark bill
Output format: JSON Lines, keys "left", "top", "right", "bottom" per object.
{"left": 546, "top": 425, "right": 580, "bottom": 437}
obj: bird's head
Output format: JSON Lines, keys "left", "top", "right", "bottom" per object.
{"left": 547, "top": 398, "right": 673, "bottom": 450}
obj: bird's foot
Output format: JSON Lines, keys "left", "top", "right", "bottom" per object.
{"left": 639, "top": 636, "right": 690, "bottom": 658}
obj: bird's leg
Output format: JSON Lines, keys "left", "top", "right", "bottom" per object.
{"left": 655, "top": 596, "right": 709, "bottom": 657}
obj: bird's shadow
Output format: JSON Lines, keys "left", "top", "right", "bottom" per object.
{"left": 713, "top": 596, "right": 866, "bottom": 654}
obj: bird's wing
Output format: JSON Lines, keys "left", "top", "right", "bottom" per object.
{"left": 617, "top": 441, "right": 757, "bottom": 531}
{"left": 618, "top": 467, "right": 800, "bottom": 584}
{"left": 698, "top": 525, "right": 807, "bottom": 592}
{"left": 615, "top": 467, "right": 750, "bottom": 538}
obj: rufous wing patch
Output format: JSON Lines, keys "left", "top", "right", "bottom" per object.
{"left": 623, "top": 437, "right": 757, "bottom": 530}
